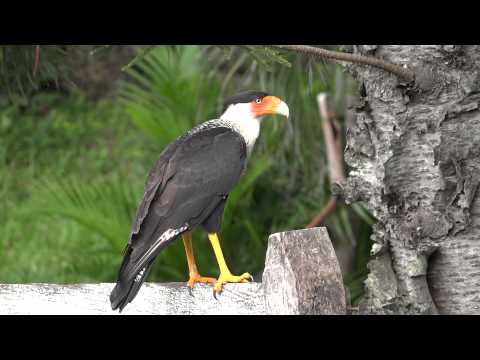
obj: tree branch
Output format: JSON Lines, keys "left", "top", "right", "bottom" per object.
{"left": 307, "top": 198, "right": 338, "bottom": 228}
{"left": 318, "top": 93, "right": 345, "bottom": 185}
{"left": 307, "top": 93, "right": 346, "bottom": 229}
{"left": 270, "top": 45, "right": 415, "bottom": 83}
{"left": 33, "top": 45, "right": 40, "bottom": 77}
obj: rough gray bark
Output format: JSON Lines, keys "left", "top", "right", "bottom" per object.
{"left": 0, "top": 228, "right": 346, "bottom": 315}
{"left": 342, "top": 45, "right": 480, "bottom": 314}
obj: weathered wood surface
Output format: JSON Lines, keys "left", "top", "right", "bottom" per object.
{"left": 263, "top": 227, "right": 347, "bottom": 315}
{"left": 0, "top": 283, "right": 265, "bottom": 315}
{"left": 0, "top": 227, "right": 346, "bottom": 315}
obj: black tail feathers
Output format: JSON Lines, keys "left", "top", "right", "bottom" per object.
{"left": 110, "top": 225, "right": 189, "bottom": 312}
{"left": 110, "top": 261, "right": 153, "bottom": 312}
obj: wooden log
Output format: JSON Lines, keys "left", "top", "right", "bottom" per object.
{"left": 262, "top": 227, "right": 347, "bottom": 315}
{"left": 0, "top": 228, "right": 346, "bottom": 315}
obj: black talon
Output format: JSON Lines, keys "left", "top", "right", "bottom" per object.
{"left": 213, "top": 290, "right": 218, "bottom": 300}
{"left": 249, "top": 274, "right": 254, "bottom": 282}
{"left": 188, "top": 286, "right": 193, "bottom": 297}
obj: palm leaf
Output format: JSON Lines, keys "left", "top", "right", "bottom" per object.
{"left": 119, "top": 45, "right": 220, "bottom": 147}
{"left": 21, "top": 176, "right": 141, "bottom": 253}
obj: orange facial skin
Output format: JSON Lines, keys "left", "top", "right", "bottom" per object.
{"left": 250, "top": 96, "right": 283, "bottom": 117}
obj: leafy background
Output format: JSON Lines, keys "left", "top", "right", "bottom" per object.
{"left": 0, "top": 45, "right": 373, "bottom": 305}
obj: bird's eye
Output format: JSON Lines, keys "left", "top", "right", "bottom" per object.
{"left": 255, "top": 98, "right": 262, "bottom": 104}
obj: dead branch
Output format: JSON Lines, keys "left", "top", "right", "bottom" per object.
{"left": 307, "top": 93, "right": 346, "bottom": 228}
{"left": 33, "top": 45, "right": 40, "bottom": 77}
{"left": 271, "top": 45, "right": 415, "bottom": 83}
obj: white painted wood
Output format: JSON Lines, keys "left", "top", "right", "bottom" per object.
{"left": 0, "top": 282, "right": 265, "bottom": 315}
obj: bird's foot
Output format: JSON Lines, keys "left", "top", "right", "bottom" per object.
{"left": 187, "top": 272, "right": 217, "bottom": 291}
{"left": 213, "top": 272, "right": 253, "bottom": 298}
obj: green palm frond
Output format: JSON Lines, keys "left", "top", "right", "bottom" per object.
{"left": 119, "top": 45, "right": 221, "bottom": 146}
{"left": 21, "top": 175, "right": 141, "bottom": 253}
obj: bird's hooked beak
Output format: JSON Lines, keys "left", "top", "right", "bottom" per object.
{"left": 252, "top": 96, "right": 289, "bottom": 119}
{"left": 276, "top": 100, "right": 290, "bottom": 118}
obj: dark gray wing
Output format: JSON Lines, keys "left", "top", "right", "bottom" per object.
{"left": 128, "top": 135, "right": 184, "bottom": 244}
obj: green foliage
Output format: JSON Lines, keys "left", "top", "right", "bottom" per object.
{"left": 23, "top": 176, "right": 138, "bottom": 253}
{"left": 242, "top": 46, "right": 292, "bottom": 71}
{"left": 0, "top": 92, "right": 148, "bottom": 283}
{"left": 121, "top": 45, "right": 156, "bottom": 71}
{"left": 0, "top": 46, "right": 68, "bottom": 100}
{"left": 120, "top": 46, "right": 220, "bottom": 145}
{"left": 212, "top": 46, "right": 292, "bottom": 72}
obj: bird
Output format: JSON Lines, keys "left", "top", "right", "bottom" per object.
{"left": 110, "top": 90, "right": 289, "bottom": 312}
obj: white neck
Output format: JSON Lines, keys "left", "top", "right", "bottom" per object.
{"left": 220, "top": 103, "right": 261, "bottom": 156}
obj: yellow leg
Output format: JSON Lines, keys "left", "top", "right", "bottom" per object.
{"left": 182, "top": 232, "right": 216, "bottom": 289}
{"left": 208, "top": 232, "right": 252, "bottom": 295}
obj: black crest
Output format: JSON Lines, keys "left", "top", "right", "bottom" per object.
{"left": 222, "top": 90, "right": 269, "bottom": 112}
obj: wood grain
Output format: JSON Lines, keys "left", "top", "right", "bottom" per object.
{"left": 0, "top": 282, "right": 265, "bottom": 315}
{"left": 263, "top": 227, "right": 347, "bottom": 315}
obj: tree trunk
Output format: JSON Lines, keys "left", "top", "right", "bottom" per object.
{"left": 343, "top": 45, "right": 480, "bottom": 314}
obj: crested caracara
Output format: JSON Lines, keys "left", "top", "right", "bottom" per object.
{"left": 110, "top": 90, "right": 289, "bottom": 311}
